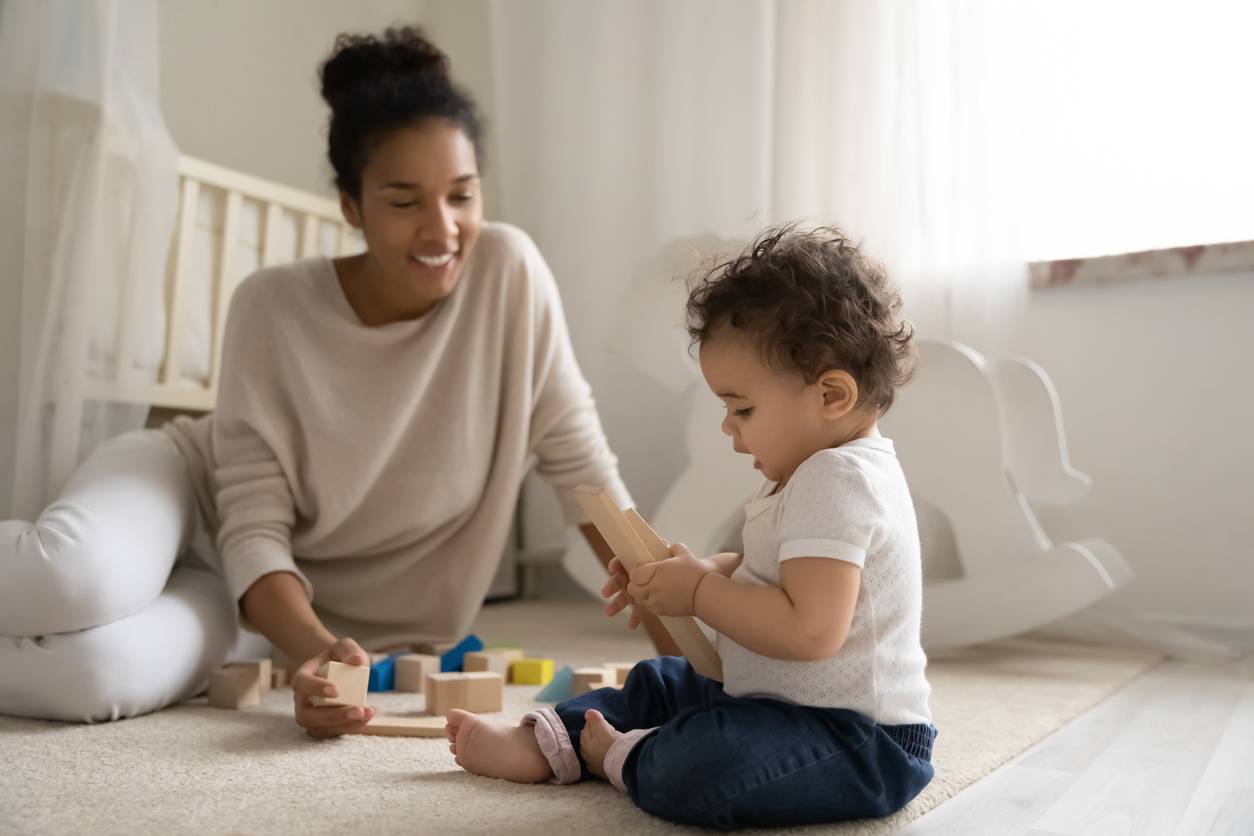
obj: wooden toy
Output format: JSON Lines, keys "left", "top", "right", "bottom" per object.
{"left": 270, "top": 667, "right": 290, "bottom": 689}
{"left": 312, "top": 660, "right": 369, "bottom": 707}
{"left": 208, "top": 667, "right": 262, "bottom": 709}
{"left": 605, "top": 662, "right": 635, "bottom": 686}
{"left": 416, "top": 634, "right": 485, "bottom": 672}
{"left": 225, "top": 659, "right": 272, "bottom": 696}
{"left": 425, "top": 672, "right": 504, "bottom": 715}
{"left": 463, "top": 650, "right": 517, "bottom": 677}
{"left": 395, "top": 653, "right": 441, "bottom": 692}
{"left": 575, "top": 486, "right": 724, "bottom": 680}
{"left": 352, "top": 715, "right": 448, "bottom": 738}
{"left": 573, "top": 667, "right": 614, "bottom": 695}
{"left": 368, "top": 655, "right": 396, "bottom": 692}
{"left": 535, "top": 665, "right": 575, "bottom": 702}
{"left": 510, "top": 658, "right": 555, "bottom": 685}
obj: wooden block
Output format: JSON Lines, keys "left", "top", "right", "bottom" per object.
{"left": 208, "top": 667, "right": 261, "bottom": 709}
{"left": 575, "top": 485, "right": 724, "bottom": 681}
{"left": 573, "top": 667, "right": 614, "bottom": 695}
{"left": 510, "top": 658, "right": 555, "bottom": 685}
{"left": 395, "top": 654, "right": 441, "bottom": 692}
{"left": 270, "top": 668, "right": 290, "bottom": 689}
{"left": 425, "top": 671, "right": 504, "bottom": 715}
{"left": 225, "top": 659, "right": 272, "bottom": 696}
{"left": 463, "top": 651, "right": 513, "bottom": 677}
{"left": 352, "top": 714, "right": 448, "bottom": 738}
{"left": 605, "top": 662, "right": 635, "bottom": 686}
{"left": 312, "top": 660, "right": 369, "bottom": 707}
{"left": 485, "top": 647, "right": 526, "bottom": 662}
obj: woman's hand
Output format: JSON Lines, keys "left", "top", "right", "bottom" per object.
{"left": 291, "top": 636, "right": 376, "bottom": 738}
{"left": 627, "top": 543, "right": 710, "bottom": 617}
{"left": 601, "top": 557, "right": 644, "bottom": 630}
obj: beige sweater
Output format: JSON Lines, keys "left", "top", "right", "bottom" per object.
{"left": 164, "top": 223, "right": 631, "bottom": 647}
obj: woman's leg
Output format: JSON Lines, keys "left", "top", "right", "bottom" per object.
{"left": 622, "top": 699, "right": 937, "bottom": 829}
{"left": 0, "top": 429, "right": 194, "bottom": 636}
{"left": 0, "top": 563, "right": 247, "bottom": 722}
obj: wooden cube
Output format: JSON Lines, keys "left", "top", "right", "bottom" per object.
{"left": 573, "top": 667, "right": 614, "bottom": 695}
{"left": 312, "top": 660, "right": 369, "bottom": 707}
{"left": 605, "top": 662, "right": 635, "bottom": 686}
{"left": 395, "top": 654, "right": 441, "bottom": 692}
{"left": 208, "top": 667, "right": 261, "bottom": 709}
{"left": 225, "top": 659, "right": 272, "bottom": 696}
{"left": 463, "top": 650, "right": 516, "bottom": 677}
{"left": 270, "top": 667, "right": 290, "bottom": 689}
{"left": 425, "top": 672, "right": 504, "bottom": 715}
{"left": 510, "top": 658, "right": 555, "bottom": 685}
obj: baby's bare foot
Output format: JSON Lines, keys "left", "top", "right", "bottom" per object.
{"left": 445, "top": 709, "right": 553, "bottom": 783}
{"left": 579, "top": 709, "right": 622, "bottom": 779}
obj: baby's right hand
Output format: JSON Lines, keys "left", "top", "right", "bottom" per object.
{"left": 601, "top": 557, "right": 643, "bottom": 630}
{"left": 291, "top": 636, "right": 376, "bottom": 739}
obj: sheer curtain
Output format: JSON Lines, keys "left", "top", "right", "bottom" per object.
{"left": 0, "top": 0, "right": 177, "bottom": 521}
{"left": 488, "top": 0, "right": 1027, "bottom": 595}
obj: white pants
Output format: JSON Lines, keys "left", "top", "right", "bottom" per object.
{"left": 0, "top": 429, "right": 268, "bottom": 722}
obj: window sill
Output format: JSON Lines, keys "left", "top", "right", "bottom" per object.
{"left": 1028, "top": 240, "right": 1254, "bottom": 289}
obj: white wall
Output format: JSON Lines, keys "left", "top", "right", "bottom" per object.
{"left": 157, "top": 0, "right": 500, "bottom": 217}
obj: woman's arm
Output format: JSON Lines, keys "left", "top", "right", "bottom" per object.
{"left": 240, "top": 571, "right": 337, "bottom": 664}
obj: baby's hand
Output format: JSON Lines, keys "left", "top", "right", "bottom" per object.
{"left": 601, "top": 557, "right": 643, "bottom": 630}
{"left": 627, "top": 543, "right": 708, "bottom": 617}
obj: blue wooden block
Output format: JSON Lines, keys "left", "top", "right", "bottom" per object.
{"left": 535, "top": 665, "right": 575, "bottom": 703}
{"left": 440, "top": 634, "right": 485, "bottom": 672}
{"left": 368, "top": 655, "right": 396, "bottom": 691}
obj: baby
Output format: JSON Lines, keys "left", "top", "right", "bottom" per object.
{"left": 446, "top": 223, "right": 937, "bottom": 829}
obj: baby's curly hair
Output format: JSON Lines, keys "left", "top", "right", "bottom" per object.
{"left": 686, "top": 223, "right": 916, "bottom": 414}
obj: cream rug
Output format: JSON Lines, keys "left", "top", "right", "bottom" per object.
{"left": 0, "top": 600, "right": 1162, "bottom": 835}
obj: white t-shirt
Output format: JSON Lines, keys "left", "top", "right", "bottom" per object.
{"left": 718, "top": 438, "right": 933, "bottom": 726}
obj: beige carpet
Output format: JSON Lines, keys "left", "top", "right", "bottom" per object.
{"left": 0, "top": 600, "right": 1163, "bottom": 835}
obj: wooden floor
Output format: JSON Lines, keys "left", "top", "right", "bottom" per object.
{"left": 904, "top": 654, "right": 1254, "bottom": 836}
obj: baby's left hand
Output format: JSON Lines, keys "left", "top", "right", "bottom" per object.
{"left": 627, "top": 543, "right": 708, "bottom": 617}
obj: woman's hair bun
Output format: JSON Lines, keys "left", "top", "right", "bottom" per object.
{"left": 320, "top": 26, "right": 449, "bottom": 111}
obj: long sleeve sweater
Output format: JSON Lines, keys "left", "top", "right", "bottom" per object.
{"left": 164, "top": 223, "right": 631, "bottom": 647}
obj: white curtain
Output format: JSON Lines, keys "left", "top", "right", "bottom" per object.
{"left": 0, "top": 0, "right": 177, "bottom": 521}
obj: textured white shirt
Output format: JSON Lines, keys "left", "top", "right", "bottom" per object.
{"left": 718, "top": 439, "right": 933, "bottom": 726}
{"left": 164, "top": 223, "right": 631, "bottom": 647}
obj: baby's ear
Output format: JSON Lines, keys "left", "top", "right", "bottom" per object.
{"left": 818, "top": 369, "right": 859, "bottom": 418}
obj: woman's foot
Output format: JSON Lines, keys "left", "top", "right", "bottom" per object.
{"left": 446, "top": 709, "right": 554, "bottom": 783}
{"left": 579, "top": 709, "right": 623, "bottom": 779}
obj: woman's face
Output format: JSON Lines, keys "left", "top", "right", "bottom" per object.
{"left": 341, "top": 118, "right": 483, "bottom": 313}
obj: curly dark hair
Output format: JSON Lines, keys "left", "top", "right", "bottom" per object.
{"left": 686, "top": 223, "right": 916, "bottom": 414}
{"left": 319, "top": 26, "right": 484, "bottom": 197}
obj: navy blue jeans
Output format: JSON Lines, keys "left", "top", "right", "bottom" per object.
{"left": 554, "top": 656, "right": 937, "bottom": 830}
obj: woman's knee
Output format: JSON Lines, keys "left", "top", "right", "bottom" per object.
{"left": 0, "top": 568, "right": 239, "bottom": 722}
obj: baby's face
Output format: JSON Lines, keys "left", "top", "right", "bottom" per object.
{"left": 698, "top": 329, "right": 834, "bottom": 486}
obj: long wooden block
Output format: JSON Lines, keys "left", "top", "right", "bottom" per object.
{"left": 395, "top": 654, "right": 441, "bottom": 692}
{"left": 425, "top": 672, "right": 504, "bottom": 715}
{"left": 352, "top": 715, "right": 447, "bottom": 738}
{"left": 575, "top": 486, "right": 724, "bottom": 681}
{"left": 312, "top": 660, "right": 369, "bottom": 707}
{"left": 605, "top": 662, "right": 636, "bottom": 686}
{"left": 573, "top": 667, "right": 614, "bottom": 695}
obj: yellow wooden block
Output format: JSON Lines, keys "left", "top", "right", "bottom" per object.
{"left": 510, "top": 658, "right": 554, "bottom": 685}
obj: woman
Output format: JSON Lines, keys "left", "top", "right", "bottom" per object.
{"left": 0, "top": 27, "right": 672, "bottom": 735}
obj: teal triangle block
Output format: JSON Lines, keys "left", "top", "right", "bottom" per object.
{"left": 534, "top": 665, "right": 575, "bottom": 703}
